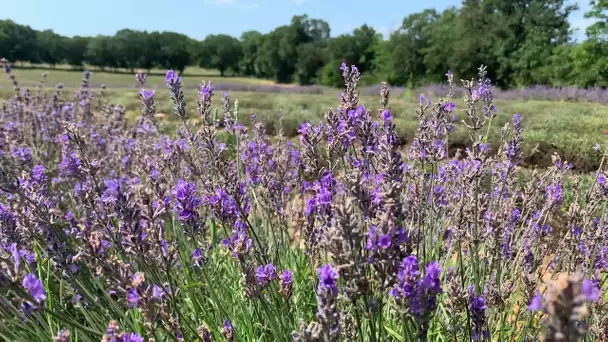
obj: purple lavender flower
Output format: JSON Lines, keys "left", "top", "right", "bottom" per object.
{"left": 150, "top": 169, "right": 160, "bottom": 181}
{"left": 414, "top": 263, "right": 443, "bottom": 311}
{"left": 279, "top": 270, "right": 294, "bottom": 299}
{"left": 161, "top": 239, "right": 169, "bottom": 258}
{"left": 390, "top": 257, "right": 442, "bottom": 339}
{"left": 192, "top": 248, "right": 203, "bottom": 266}
{"left": 221, "top": 226, "right": 253, "bottom": 259}
{"left": 255, "top": 263, "right": 278, "bottom": 287}
{"left": 381, "top": 109, "right": 392, "bottom": 122}
{"left": 200, "top": 82, "right": 213, "bottom": 100}
{"left": 11, "top": 146, "right": 32, "bottom": 162}
{"left": 419, "top": 262, "right": 442, "bottom": 294}
{"left": 22, "top": 273, "right": 46, "bottom": 303}
{"left": 127, "top": 288, "right": 139, "bottom": 308}
{"left": 151, "top": 285, "right": 165, "bottom": 299}
{"left": 317, "top": 264, "right": 339, "bottom": 296}
{"left": 377, "top": 234, "right": 392, "bottom": 249}
{"left": 365, "top": 225, "right": 378, "bottom": 251}
{"left": 139, "top": 89, "right": 155, "bottom": 101}
{"left": 223, "top": 319, "right": 234, "bottom": 342}
{"left": 581, "top": 279, "right": 601, "bottom": 301}
{"left": 171, "top": 180, "right": 201, "bottom": 223}
{"left": 546, "top": 183, "right": 563, "bottom": 206}
{"left": 391, "top": 256, "right": 420, "bottom": 298}
{"left": 100, "top": 178, "right": 122, "bottom": 204}
{"left": 469, "top": 288, "right": 489, "bottom": 341}
{"left": 165, "top": 69, "right": 186, "bottom": 117}
{"left": 528, "top": 291, "right": 543, "bottom": 311}
{"left": 9, "top": 243, "right": 21, "bottom": 273}
{"left": 58, "top": 151, "right": 81, "bottom": 176}
{"left": 31, "top": 165, "right": 47, "bottom": 184}
{"left": 165, "top": 70, "right": 179, "bottom": 87}
{"left": 122, "top": 332, "right": 144, "bottom": 342}
{"left": 71, "top": 294, "right": 82, "bottom": 304}
{"left": 203, "top": 188, "right": 240, "bottom": 224}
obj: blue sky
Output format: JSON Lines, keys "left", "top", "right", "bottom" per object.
{"left": 0, "top": 0, "right": 594, "bottom": 41}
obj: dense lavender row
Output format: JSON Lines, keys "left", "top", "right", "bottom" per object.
{"left": 0, "top": 60, "right": 607, "bottom": 341}
{"left": 1, "top": 80, "right": 328, "bottom": 95}
{"left": 5, "top": 76, "right": 608, "bottom": 104}
{"left": 400, "top": 84, "right": 608, "bottom": 105}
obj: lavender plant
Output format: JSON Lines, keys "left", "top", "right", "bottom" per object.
{"left": 0, "top": 58, "right": 606, "bottom": 342}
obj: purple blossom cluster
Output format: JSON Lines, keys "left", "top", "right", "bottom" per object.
{"left": 389, "top": 256, "right": 443, "bottom": 339}
{"left": 0, "top": 60, "right": 606, "bottom": 341}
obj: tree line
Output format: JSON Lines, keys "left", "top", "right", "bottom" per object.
{"left": 1, "top": 0, "right": 606, "bottom": 89}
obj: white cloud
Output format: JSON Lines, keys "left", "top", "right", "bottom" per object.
{"left": 292, "top": 0, "right": 306, "bottom": 5}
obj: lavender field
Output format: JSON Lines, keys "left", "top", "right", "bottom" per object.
{"left": 1, "top": 60, "right": 607, "bottom": 342}
{"left": 3, "top": 67, "right": 608, "bottom": 104}
{"left": 6, "top": 67, "right": 607, "bottom": 173}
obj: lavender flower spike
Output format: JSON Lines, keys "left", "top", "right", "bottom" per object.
{"left": 22, "top": 273, "right": 46, "bottom": 303}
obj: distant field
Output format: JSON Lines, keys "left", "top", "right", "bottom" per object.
{"left": 0, "top": 65, "right": 279, "bottom": 89}
{"left": 1, "top": 68, "right": 607, "bottom": 172}
{"left": 7, "top": 62, "right": 222, "bottom": 76}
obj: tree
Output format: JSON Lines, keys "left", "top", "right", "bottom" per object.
{"left": 450, "top": 0, "right": 501, "bottom": 84}
{"left": 319, "top": 62, "right": 343, "bottom": 88}
{"left": 0, "top": 20, "right": 38, "bottom": 64}
{"left": 291, "top": 15, "right": 330, "bottom": 43}
{"left": 63, "top": 36, "right": 89, "bottom": 69}
{"left": 351, "top": 25, "right": 380, "bottom": 74}
{"left": 255, "top": 15, "right": 330, "bottom": 83}
{"left": 580, "top": 0, "right": 608, "bottom": 87}
{"left": 86, "top": 35, "right": 119, "bottom": 71}
{"left": 383, "top": 10, "right": 439, "bottom": 86}
{"left": 114, "top": 29, "right": 147, "bottom": 72}
{"left": 156, "top": 32, "right": 192, "bottom": 74}
{"left": 240, "top": 31, "right": 263, "bottom": 77}
{"left": 295, "top": 42, "right": 327, "bottom": 85}
{"left": 419, "top": 7, "right": 460, "bottom": 83}
{"left": 257, "top": 25, "right": 299, "bottom": 83}
{"left": 290, "top": 15, "right": 330, "bottom": 85}
{"left": 36, "top": 30, "right": 65, "bottom": 67}
{"left": 139, "top": 31, "right": 160, "bottom": 72}
{"left": 585, "top": 0, "right": 607, "bottom": 41}
{"left": 198, "top": 34, "right": 242, "bottom": 76}
{"left": 478, "top": 0, "right": 577, "bottom": 86}
{"left": 327, "top": 24, "right": 379, "bottom": 75}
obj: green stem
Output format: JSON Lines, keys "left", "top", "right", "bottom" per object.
{"left": 355, "top": 303, "right": 365, "bottom": 342}
{"left": 364, "top": 295, "right": 377, "bottom": 342}
{"left": 458, "top": 242, "right": 473, "bottom": 341}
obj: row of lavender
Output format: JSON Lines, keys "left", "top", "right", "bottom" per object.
{"left": 366, "top": 84, "right": 608, "bottom": 104}
{"left": 7, "top": 78, "right": 608, "bottom": 104}
{"left": 0, "top": 60, "right": 607, "bottom": 341}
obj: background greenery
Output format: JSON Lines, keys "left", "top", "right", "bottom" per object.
{"left": 1, "top": 0, "right": 607, "bottom": 88}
